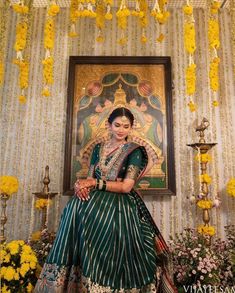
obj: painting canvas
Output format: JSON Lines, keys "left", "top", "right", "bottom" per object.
{"left": 64, "top": 57, "right": 175, "bottom": 196}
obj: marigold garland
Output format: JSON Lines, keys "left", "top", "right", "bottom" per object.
{"left": 14, "top": 21, "right": 28, "bottom": 52}
{"left": 226, "top": 178, "right": 235, "bottom": 197}
{"left": 44, "top": 18, "right": 55, "bottom": 50}
{"left": 42, "top": 56, "right": 54, "bottom": 85}
{"left": 183, "top": 0, "right": 197, "bottom": 112}
{"left": 208, "top": 1, "right": 221, "bottom": 107}
{"left": 0, "top": 176, "right": 19, "bottom": 196}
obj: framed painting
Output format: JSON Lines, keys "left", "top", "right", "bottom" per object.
{"left": 63, "top": 56, "right": 175, "bottom": 196}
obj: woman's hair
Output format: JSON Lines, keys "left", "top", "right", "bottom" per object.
{"left": 108, "top": 107, "right": 134, "bottom": 126}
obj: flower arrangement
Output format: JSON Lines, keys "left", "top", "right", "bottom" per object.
{"left": 35, "top": 199, "right": 52, "bottom": 209}
{"left": 169, "top": 228, "right": 220, "bottom": 289}
{"left": 30, "top": 229, "right": 55, "bottom": 267}
{"left": 226, "top": 178, "right": 235, "bottom": 197}
{"left": 170, "top": 227, "right": 235, "bottom": 289}
{"left": 0, "top": 176, "right": 19, "bottom": 196}
{"left": 0, "top": 240, "right": 38, "bottom": 292}
{"left": 209, "top": 57, "right": 220, "bottom": 92}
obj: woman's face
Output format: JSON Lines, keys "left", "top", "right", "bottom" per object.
{"left": 109, "top": 116, "right": 132, "bottom": 141}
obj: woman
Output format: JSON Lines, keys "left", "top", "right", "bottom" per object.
{"left": 34, "top": 107, "right": 176, "bottom": 293}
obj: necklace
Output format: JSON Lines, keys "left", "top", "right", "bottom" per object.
{"left": 99, "top": 142, "right": 125, "bottom": 179}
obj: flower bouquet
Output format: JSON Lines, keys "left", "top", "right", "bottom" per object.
{"left": 169, "top": 228, "right": 220, "bottom": 291}
{"left": 0, "top": 240, "right": 38, "bottom": 292}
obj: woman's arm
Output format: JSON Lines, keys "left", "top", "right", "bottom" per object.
{"left": 75, "top": 178, "right": 135, "bottom": 200}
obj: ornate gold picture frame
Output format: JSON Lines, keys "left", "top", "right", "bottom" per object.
{"left": 64, "top": 56, "right": 175, "bottom": 196}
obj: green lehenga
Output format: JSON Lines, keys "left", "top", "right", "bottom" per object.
{"left": 34, "top": 142, "right": 176, "bottom": 293}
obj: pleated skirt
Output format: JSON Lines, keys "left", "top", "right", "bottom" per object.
{"left": 34, "top": 189, "right": 158, "bottom": 293}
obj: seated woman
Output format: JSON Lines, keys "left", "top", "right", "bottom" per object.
{"left": 34, "top": 107, "right": 176, "bottom": 293}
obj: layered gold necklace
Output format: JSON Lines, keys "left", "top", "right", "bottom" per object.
{"left": 99, "top": 141, "right": 125, "bottom": 179}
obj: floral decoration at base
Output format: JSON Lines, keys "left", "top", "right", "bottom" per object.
{"left": 169, "top": 226, "right": 234, "bottom": 290}
{"left": 0, "top": 240, "right": 38, "bottom": 292}
{"left": 30, "top": 228, "right": 55, "bottom": 268}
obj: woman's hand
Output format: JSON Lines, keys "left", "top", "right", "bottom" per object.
{"left": 74, "top": 178, "right": 96, "bottom": 201}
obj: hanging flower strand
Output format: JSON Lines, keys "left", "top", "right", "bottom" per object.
{"left": 132, "top": 0, "right": 148, "bottom": 44}
{"left": 208, "top": 0, "right": 221, "bottom": 107}
{"left": 69, "top": 0, "right": 80, "bottom": 37}
{"left": 42, "top": 1, "right": 60, "bottom": 97}
{"left": 95, "top": 0, "right": 113, "bottom": 43}
{"left": 151, "top": 0, "right": 170, "bottom": 42}
{"left": 12, "top": 0, "right": 30, "bottom": 104}
{"left": 183, "top": 0, "right": 197, "bottom": 112}
{"left": 116, "top": 0, "right": 130, "bottom": 46}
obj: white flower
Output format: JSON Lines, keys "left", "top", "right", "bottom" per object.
{"left": 192, "top": 270, "right": 196, "bottom": 274}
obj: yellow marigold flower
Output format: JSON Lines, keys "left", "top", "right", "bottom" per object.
{"left": 31, "top": 230, "right": 41, "bottom": 241}
{"left": 44, "top": 18, "right": 55, "bottom": 49}
{"left": 184, "top": 22, "right": 196, "bottom": 54}
{"left": 96, "top": 35, "right": 105, "bottom": 42}
{"left": 21, "top": 244, "right": 33, "bottom": 254}
{"left": 208, "top": 19, "right": 220, "bottom": 49}
{"left": 183, "top": 5, "right": 193, "bottom": 15}
{"left": 187, "top": 101, "right": 197, "bottom": 112}
{"left": 185, "top": 63, "right": 196, "bottom": 95}
{"left": 105, "top": 12, "right": 112, "bottom": 20}
{"left": 156, "top": 33, "right": 164, "bottom": 43}
{"left": 104, "top": 0, "right": 113, "bottom": 4}
{"left": 30, "top": 261, "right": 37, "bottom": 269}
{"left": 3, "top": 253, "right": 10, "bottom": 263}
{"left": 198, "top": 225, "right": 215, "bottom": 236}
{"left": 141, "top": 35, "right": 147, "bottom": 43}
{"left": 27, "top": 283, "right": 34, "bottom": 293}
{"left": 42, "top": 87, "right": 51, "bottom": 97}
{"left": 19, "top": 95, "right": 27, "bottom": 104}
{"left": 0, "top": 249, "right": 7, "bottom": 262}
{"left": 14, "top": 271, "right": 20, "bottom": 280}
{"left": 14, "top": 21, "right": 28, "bottom": 51}
{"left": 6, "top": 242, "right": 19, "bottom": 255}
{"left": 35, "top": 198, "right": 52, "bottom": 209}
{"left": 209, "top": 57, "right": 220, "bottom": 92}
{"left": 211, "top": 0, "right": 221, "bottom": 10}
{"left": 47, "top": 4, "right": 60, "bottom": 16}
{"left": 4, "top": 266, "right": 15, "bottom": 281}
{"left": 199, "top": 174, "right": 212, "bottom": 184}
{"left": 226, "top": 178, "right": 235, "bottom": 197}
{"left": 1, "top": 285, "right": 11, "bottom": 293}
{"left": 197, "top": 199, "right": 213, "bottom": 209}
{"left": 195, "top": 153, "right": 212, "bottom": 163}
{"left": 69, "top": 31, "right": 78, "bottom": 38}
{"left": 118, "top": 37, "right": 127, "bottom": 46}
{"left": 20, "top": 262, "right": 30, "bottom": 277}
{"left": 12, "top": 4, "right": 29, "bottom": 14}
{"left": 0, "top": 176, "right": 19, "bottom": 195}
{"left": 212, "top": 100, "right": 219, "bottom": 107}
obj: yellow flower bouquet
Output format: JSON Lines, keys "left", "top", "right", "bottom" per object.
{"left": 0, "top": 176, "right": 19, "bottom": 196}
{"left": 197, "top": 224, "right": 215, "bottom": 236}
{"left": 0, "top": 240, "right": 38, "bottom": 292}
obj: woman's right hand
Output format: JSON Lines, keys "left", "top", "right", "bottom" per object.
{"left": 74, "top": 180, "right": 91, "bottom": 201}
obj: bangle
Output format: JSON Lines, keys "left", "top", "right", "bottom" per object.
{"left": 99, "top": 179, "right": 104, "bottom": 190}
{"left": 95, "top": 179, "right": 99, "bottom": 189}
{"left": 101, "top": 180, "right": 107, "bottom": 191}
